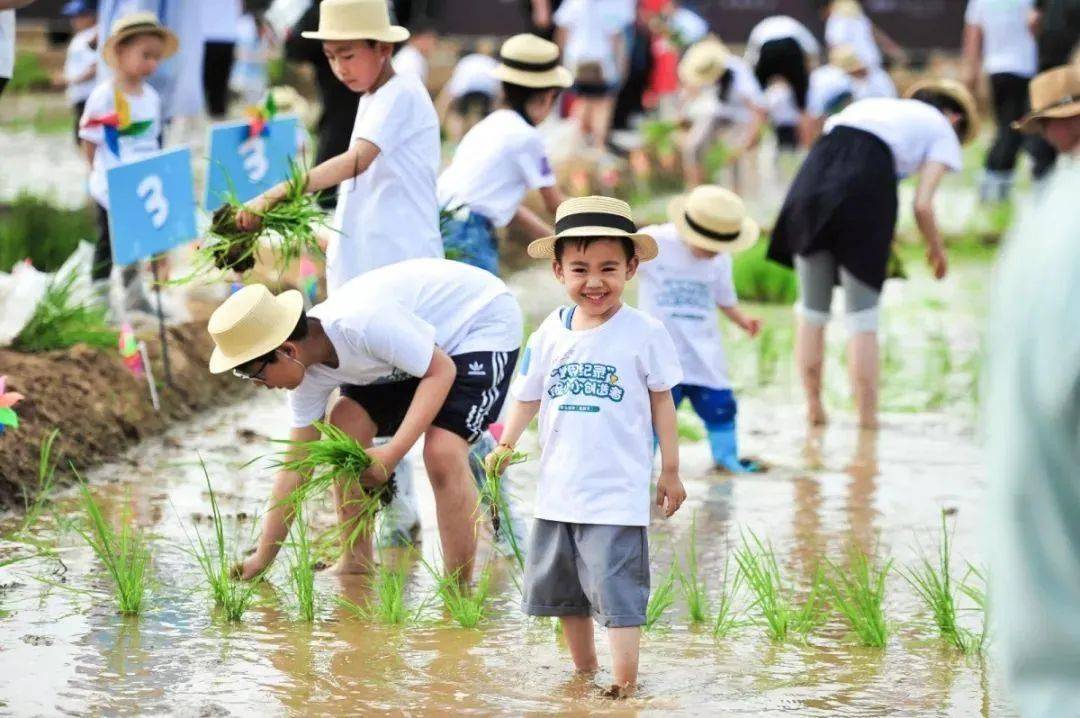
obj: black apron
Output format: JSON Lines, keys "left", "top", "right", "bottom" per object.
{"left": 767, "top": 126, "right": 898, "bottom": 291}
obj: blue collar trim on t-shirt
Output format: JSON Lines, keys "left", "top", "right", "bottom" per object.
{"left": 561, "top": 305, "right": 576, "bottom": 330}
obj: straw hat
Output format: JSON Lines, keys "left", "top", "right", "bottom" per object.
{"left": 301, "top": 0, "right": 409, "bottom": 43}
{"left": 831, "top": 0, "right": 863, "bottom": 17}
{"left": 528, "top": 196, "right": 658, "bottom": 262}
{"left": 829, "top": 44, "right": 867, "bottom": 75}
{"left": 492, "top": 34, "right": 572, "bottom": 89}
{"left": 207, "top": 285, "right": 305, "bottom": 374}
{"left": 905, "top": 78, "right": 980, "bottom": 145}
{"left": 102, "top": 12, "right": 178, "bottom": 69}
{"left": 668, "top": 185, "right": 760, "bottom": 254}
{"left": 678, "top": 37, "right": 731, "bottom": 89}
{"left": 1013, "top": 65, "right": 1080, "bottom": 133}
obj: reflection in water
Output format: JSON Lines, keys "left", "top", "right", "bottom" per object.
{"left": 845, "top": 429, "right": 880, "bottom": 554}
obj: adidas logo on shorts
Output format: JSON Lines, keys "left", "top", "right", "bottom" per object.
{"left": 467, "top": 361, "right": 487, "bottom": 377}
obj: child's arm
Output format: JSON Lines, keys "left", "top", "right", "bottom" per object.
{"left": 651, "top": 389, "right": 685, "bottom": 518}
{"left": 484, "top": 398, "right": 541, "bottom": 475}
{"left": 538, "top": 184, "right": 565, "bottom": 215}
{"left": 510, "top": 205, "right": 554, "bottom": 240}
{"left": 81, "top": 139, "right": 96, "bottom": 168}
{"left": 720, "top": 305, "right": 761, "bottom": 338}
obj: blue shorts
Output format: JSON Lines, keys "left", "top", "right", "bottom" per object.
{"left": 443, "top": 210, "right": 499, "bottom": 276}
{"left": 671, "top": 385, "right": 737, "bottom": 430}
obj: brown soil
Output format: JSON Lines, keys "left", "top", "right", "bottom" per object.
{"left": 0, "top": 321, "right": 249, "bottom": 509}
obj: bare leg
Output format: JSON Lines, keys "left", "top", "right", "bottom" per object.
{"left": 847, "top": 331, "right": 880, "bottom": 430}
{"left": 423, "top": 426, "right": 480, "bottom": 584}
{"left": 560, "top": 615, "right": 599, "bottom": 673}
{"left": 326, "top": 397, "right": 379, "bottom": 574}
{"left": 608, "top": 626, "right": 641, "bottom": 693}
{"left": 796, "top": 317, "right": 828, "bottom": 425}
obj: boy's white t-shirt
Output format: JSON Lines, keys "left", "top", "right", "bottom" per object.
{"left": 826, "top": 97, "right": 963, "bottom": 178}
{"left": 0, "top": 10, "right": 15, "bottom": 79}
{"left": 964, "top": 0, "right": 1037, "bottom": 77}
{"left": 637, "top": 224, "right": 737, "bottom": 391}
{"left": 745, "top": 15, "right": 820, "bottom": 67}
{"left": 330, "top": 73, "right": 441, "bottom": 292}
{"left": 437, "top": 110, "right": 556, "bottom": 227}
{"left": 445, "top": 53, "right": 499, "bottom": 99}
{"left": 807, "top": 64, "right": 854, "bottom": 118}
{"left": 554, "top": 0, "right": 634, "bottom": 83}
{"left": 78, "top": 80, "right": 163, "bottom": 209}
{"left": 64, "top": 26, "right": 99, "bottom": 106}
{"left": 853, "top": 67, "right": 896, "bottom": 101}
{"left": 288, "top": 258, "right": 521, "bottom": 428}
{"left": 202, "top": 0, "right": 241, "bottom": 42}
{"left": 392, "top": 45, "right": 428, "bottom": 84}
{"left": 512, "top": 304, "right": 683, "bottom": 526}
{"left": 683, "top": 57, "right": 764, "bottom": 125}
{"left": 824, "top": 12, "right": 882, "bottom": 69}
{"left": 765, "top": 81, "right": 800, "bottom": 126}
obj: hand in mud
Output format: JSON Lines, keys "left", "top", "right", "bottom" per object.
{"left": 656, "top": 469, "right": 686, "bottom": 518}
{"left": 360, "top": 444, "right": 398, "bottom": 487}
{"left": 927, "top": 244, "right": 948, "bottom": 280}
{"left": 232, "top": 554, "right": 268, "bottom": 581}
{"left": 743, "top": 317, "right": 762, "bottom": 338}
{"left": 483, "top": 445, "right": 516, "bottom": 477}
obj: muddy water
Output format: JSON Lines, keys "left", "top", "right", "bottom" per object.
{"left": 0, "top": 254, "right": 1013, "bottom": 716}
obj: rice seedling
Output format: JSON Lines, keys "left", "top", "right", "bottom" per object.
{"left": 640, "top": 119, "right": 679, "bottom": 157}
{"left": 923, "top": 327, "right": 953, "bottom": 410}
{"left": 959, "top": 563, "right": 989, "bottom": 653}
{"left": 478, "top": 449, "right": 528, "bottom": 572}
{"left": 645, "top": 560, "right": 679, "bottom": 631}
{"left": 336, "top": 557, "right": 431, "bottom": 626}
{"left": 284, "top": 501, "right": 317, "bottom": 622}
{"left": 755, "top": 325, "right": 781, "bottom": 387}
{"left": 676, "top": 403, "right": 705, "bottom": 442}
{"left": 823, "top": 543, "right": 892, "bottom": 648}
{"left": 421, "top": 557, "right": 492, "bottom": 629}
{"left": 678, "top": 515, "right": 709, "bottom": 624}
{"left": 71, "top": 472, "right": 151, "bottom": 615}
{"left": 734, "top": 530, "right": 827, "bottom": 642}
{"left": 182, "top": 461, "right": 263, "bottom": 621}
{"left": 712, "top": 554, "right": 745, "bottom": 639}
{"left": 732, "top": 240, "right": 798, "bottom": 305}
{"left": 13, "top": 270, "right": 118, "bottom": 352}
{"left": 0, "top": 192, "right": 93, "bottom": 273}
{"left": 18, "top": 429, "right": 60, "bottom": 536}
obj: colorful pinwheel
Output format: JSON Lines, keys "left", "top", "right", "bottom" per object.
{"left": 245, "top": 92, "right": 278, "bottom": 140}
{"left": 0, "top": 375, "right": 25, "bottom": 435}
{"left": 81, "top": 87, "right": 154, "bottom": 156}
{"left": 299, "top": 256, "right": 318, "bottom": 304}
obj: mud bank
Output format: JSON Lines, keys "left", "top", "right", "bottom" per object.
{"left": 0, "top": 321, "right": 247, "bottom": 508}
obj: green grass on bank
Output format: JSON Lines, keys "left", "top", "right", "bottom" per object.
{"left": 0, "top": 193, "right": 95, "bottom": 273}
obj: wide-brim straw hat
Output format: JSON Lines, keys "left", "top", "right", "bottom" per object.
{"left": 102, "top": 12, "right": 178, "bottom": 69}
{"left": 207, "top": 284, "right": 304, "bottom": 374}
{"left": 492, "top": 33, "right": 573, "bottom": 89}
{"left": 831, "top": 0, "right": 863, "bottom": 18}
{"left": 301, "top": 0, "right": 409, "bottom": 43}
{"left": 830, "top": 44, "right": 867, "bottom": 75}
{"left": 668, "top": 185, "right": 760, "bottom": 254}
{"left": 1013, "top": 64, "right": 1080, "bottom": 133}
{"left": 905, "top": 78, "right": 980, "bottom": 145}
{"left": 528, "top": 196, "right": 658, "bottom": 262}
{"left": 678, "top": 37, "right": 731, "bottom": 88}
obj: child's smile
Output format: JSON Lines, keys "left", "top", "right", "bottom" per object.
{"left": 554, "top": 238, "right": 638, "bottom": 326}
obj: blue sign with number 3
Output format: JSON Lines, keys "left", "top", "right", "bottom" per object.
{"left": 204, "top": 116, "right": 299, "bottom": 210}
{"left": 106, "top": 147, "right": 197, "bottom": 266}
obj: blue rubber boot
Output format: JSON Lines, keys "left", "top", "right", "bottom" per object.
{"left": 708, "top": 425, "right": 762, "bottom": 473}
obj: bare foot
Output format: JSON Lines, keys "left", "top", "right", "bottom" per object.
{"left": 322, "top": 557, "right": 372, "bottom": 576}
{"left": 232, "top": 554, "right": 270, "bottom": 581}
{"left": 858, "top": 417, "right": 880, "bottom": 431}
{"left": 808, "top": 403, "right": 828, "bottom": 426}
{"left": 600, "top": 682, "right": 635, "bottom": 699}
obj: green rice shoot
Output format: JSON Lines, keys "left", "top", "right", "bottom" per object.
{"left": 18, "top": 428, "right": 61, "bottom": 536}
{"left": 336, "top": 557, "right": 429, "bottom": 626}
{"left": 284, "top": 501, "right": 317, "bottom": 622}
{"left": 421, "top": 557, "right": 492, "bottom": 629}
{"left": 823, "top": 543, "right": 892, "bottom": 648}
{"left": 13, "top": 270, "right": 117, "bottom": 352}
{"left": 734, "top": 530, "right": 827, "bottom": 642}
{"left": 676, "top": 403, "right": 705, "bottom": 442}
{"left": 678, "top": 514, "right": 709, "bottom": 623}
{"left": 479, "top": 449, "right": 528, "bottom": 572}
{"left": 712, "top": 554, "right": 745, "bottom": 639}
{"left": 645, "top": 560, "right": 679, "bottom": 631}
{"left": 72, "top": 471, "right": 150, "bottom": 615}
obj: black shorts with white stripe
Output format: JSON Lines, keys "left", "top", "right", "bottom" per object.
{"left": 340, "top": 349, "right": 519, "bottom": 444}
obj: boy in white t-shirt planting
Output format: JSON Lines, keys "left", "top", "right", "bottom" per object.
{"left": 486, "top": 196, "right": 686, "bottom": 696}
{"left": 638, "top": 185, "right": 764, "bottom": 473}
{"left": 206, "top": 258, "right": 523, "bottom": 583}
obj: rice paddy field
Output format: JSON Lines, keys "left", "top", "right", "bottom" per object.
{"left": 0, "top": 243, "right": 1011, "bottom": 715}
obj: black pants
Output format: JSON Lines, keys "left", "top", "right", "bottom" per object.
{"left": 203, "top": 41, "right": 236, "bottom": 118}
{"left": 986, "top": 73, "right": 1056, "bottom": 178}
{"left": 0, "top": 77, "right": 7, "bottom": 98}
{"left": 755, "top": 37, "right": 809, "bottom": 109}
{"left": 72, "top": 100, "right": 86, "bottom": 145}
{"left": 93, "top": 205, "right": 113, "bottom": 281}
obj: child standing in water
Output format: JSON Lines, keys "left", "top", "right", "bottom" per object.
{"left": 487, "top": 196, "right": 686, "bottom": 696}
{"left": 637, "top": 185, "right": 763, "bottom": 473}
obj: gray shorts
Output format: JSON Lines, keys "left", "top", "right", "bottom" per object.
{"left": 522, "top": 519, "right": 650, "bottom": 628}
{"left": 795, "top": 251, "right": 882, "bottom": 333}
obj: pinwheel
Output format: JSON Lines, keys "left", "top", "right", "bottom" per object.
{"left": 0, "top": 375, "right": 25, "bottom": 435}
{"left": 81, "top": 88, "right": 153, "bottom": 156}
{"left": 245, "top": 92, "right": 278, "bottom": 140}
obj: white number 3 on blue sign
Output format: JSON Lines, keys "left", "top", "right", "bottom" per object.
{"left": 137, "top": 174, "right": 169, "bottom": 229}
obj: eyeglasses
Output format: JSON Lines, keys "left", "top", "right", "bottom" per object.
{"left": 232, "top": 355, "right": 273, "bottom": 382}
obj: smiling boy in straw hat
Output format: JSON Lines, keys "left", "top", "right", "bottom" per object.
{"left": 486, "top": 196, "right": 686, "bottom": 696}
{"left": 1014, "top": 64, "right": 1080, "bottom": 156}
{"left": 637, "top": 185, "right": 764, "bottom": 473}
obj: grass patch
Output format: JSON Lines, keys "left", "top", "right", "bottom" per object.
{"left": 72, "top": 472, "right": 151, "bottom": 615}
{"left": 645, "top": 560, "right": 679, "bottom": 631}
{"left": 284, "top": 502, "right": 317, "bottom": 622}
{"left": 678, "top": 514, "right": 709, "bottom": 624}
{"left": 823, "top": 543, "right": 891, "bottom": 648}
{"left": 422, "top": 558, "right": 492, "bottom": 629}
{"left": 734, "top": 530, "right": 827, "bottom": 642}
{"left": 712, "top": 554, "right": 744, "bottom": 639}
{"left": 0, "top": 194, "right": 95, "bottom": 273}
{"left": 8, "top": 52, "right": 50, "bottom": 92}
{"left": 13, "top": 269, "right": 118, "bottom": 352}
{"left": 732, "top": 239, "right": 798, "bottom": 305}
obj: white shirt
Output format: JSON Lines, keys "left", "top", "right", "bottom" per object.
{"left": 853, "top": 66, "right": 897, "bottom": 101}
{"left": 825, "top": 12, "right": 882, "bottom": 69}
{"left": 826, "top": 97, "right": 963, "bottom": 178}
{"left": 683, "top": 56, "right": 764, "bottom": 124}
{"left": 965, "top": 0, "right": 1037, "bottom": 77}
{"left": 807, "top": 64, "right": 854, "bottom": 118}
{"left": 330, "top": 74, "right": 441, "bottom": 292}
{"left": 745, "top": 15, "right": 820, "bottom": 67}
{"left": 444, "top": 53, "right": 499, "bottom": 98}
{"left": 392, "top": 45, "right": 428, "bottom": 84}
{"left": 512, "top": 304, "right": 682, "bottom": 526}
{"left": 0, "top": 10, "right": 14, "bottom": 79}
{"left": 203, "top": 0, "right": 241, "bottom": 42}
{"left": 554, "top": 0, "right": 634, "bottom": 84}
{"left": 78, "top": 80, "right": 163, "bottom": 208}
{"left": 671, "top": 7, "right": 709, "bottom": 45}
{"left": 437, "top": 110, "right": 556, "bottom": 227}
{"left": 637, "top": 225, "right": 737, "bottom": 391}
{"left": 765, "top": 81, "right": 800, "bottom": 126}
{"left": 64, "top": 26, "right": 99, "bottom": 106}
{"left": 289, "top": 258, "right": 521, "bottom": 428}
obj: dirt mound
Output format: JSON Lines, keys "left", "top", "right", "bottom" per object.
{"left": 0, "top": 322, "right": 249, "bottom": 509}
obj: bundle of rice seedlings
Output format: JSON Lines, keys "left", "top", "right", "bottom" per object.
{"left": 13, "top": 271, "right": 117, "bottom": 352}
{"left": 285, "top": 501, "right": 317, "bottom": 622}
{"left": 421, "top": 557, "right": 492, "bottom": 629}
{"left": 337, "top": 557, "right": 431, "bottom": 626}
{"left": 824, "top": 543, "right": 892, "bottom": 648}
{"left": 678, "top": 514, "right": 709, "bottom": 623}
{"left": 735, "top": 530, "right": 827, "bottom": 642}
{"left": 72, "top": 471, "right": 151, "bottom": 615}
{"left": 479, "top": 449, "right": 528, "bottom": 571}
{"left": 645, "top": 560, "right": 679, "bottom": 631}
{"left": 18, "top": 429, "right": 60, "bottom": 536}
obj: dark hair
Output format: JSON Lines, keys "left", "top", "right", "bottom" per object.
{"left": 408, "top": 18, "right": 438, "bottom": 36}
{"left": 117, "top": 29, "right": 166, "bottom": 51}
{"left": 236, "top": 310, "right": 309, "bottom": 372}
{"left": 553, "top": 237, "right": 636, "bottom": 263}
{"left": 502, "top": 81, "right": 559, "bottom": 126}
{"left": 911, "top": 89, "right": 969, "bottom": 142}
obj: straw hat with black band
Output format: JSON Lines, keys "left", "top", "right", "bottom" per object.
{"left": 102, "top": 12, "right": 178, "bottom": 69}
{"left": 301, "top": 0, "right": 409, "bottom": 43}
{"left": 678, "top": 37, "right": 731, "bottom": 89}
{"left": 527, "top": 196, "right": 658, "bottom": 262}
{"left": 207, "top": 284, "right": 305, "bottom": 374}
{"left": 1013, "top": 65, "right": 1080, "bottom": 134}
{"left": 831, "top": 0, "right": 863, "bottom": 18}
{"left": 904, "top": 78, "right": 980, "bottom": 145}
{"left": 493, "top": 34, "right": 573, "bottom": 89}
{"left": 668, "top": 185, "right": 760, "bottom": 254}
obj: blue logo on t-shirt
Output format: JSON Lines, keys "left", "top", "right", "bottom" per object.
{"left": 540, "top": 156, "right": 552, "bottom": 177}
{"left": 548, "top": 362, "right": 624, "bottom": 403}
{"left": 656, "top": 279, "right": 710, "bottom": 311}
